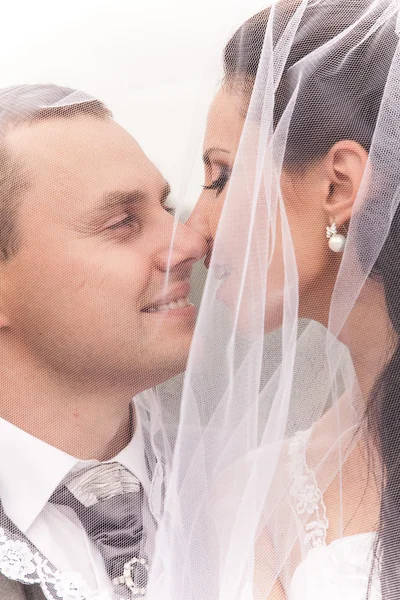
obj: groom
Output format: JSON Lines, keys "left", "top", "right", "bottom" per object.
{"left": 0, "top": 84, "right": 206, "bottom": 600}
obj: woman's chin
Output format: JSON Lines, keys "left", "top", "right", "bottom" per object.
{"left": 216, "top": 280, "right": 286, "bottom": 337}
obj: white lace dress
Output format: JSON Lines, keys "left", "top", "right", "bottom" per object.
{"left": 287, "top": 430, "right": 381, "bottom": 599}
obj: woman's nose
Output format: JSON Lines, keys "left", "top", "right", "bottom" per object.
{"left": 186, "top": 201, "right": 215, "bottom": 267}
{"left": 186, "top": 200, "right": 213, "bottom": 240}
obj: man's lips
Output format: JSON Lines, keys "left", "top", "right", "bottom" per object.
{"left": 141, "top": 280, "right": 192, "bottom": 313}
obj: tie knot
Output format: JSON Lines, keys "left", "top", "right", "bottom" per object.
{"left": 65, "top": 462, "right": 141, "bottom": 507}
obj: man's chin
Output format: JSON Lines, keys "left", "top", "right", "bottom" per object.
{"left": 142, "top": 331, "right": 193, "bottom": 386}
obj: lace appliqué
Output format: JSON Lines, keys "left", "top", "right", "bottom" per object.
{"left": 0, "top": 527, "right": 130, "bottom": 600}
{"left": 288, "top": 430, "right": 329, "bottom": 552}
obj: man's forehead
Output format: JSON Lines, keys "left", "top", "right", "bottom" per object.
{"left": 6, "top": 116, "right": 164, "bottom": 215}
{"left": 7, "top": 116, "right": 148, "bottom": 173}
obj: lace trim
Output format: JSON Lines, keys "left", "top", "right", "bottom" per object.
{"left": 287, "top": 430, "right": 329, "bottom": 552}
{"left": 0, "top": 527, "right": 128, "bottom": 600}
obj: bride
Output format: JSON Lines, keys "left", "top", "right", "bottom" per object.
{"left": 145, "top": 0, "right": 400, "bottom": 598}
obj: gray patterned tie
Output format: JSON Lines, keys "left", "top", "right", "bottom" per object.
{"left": 50, "top": 463, "right": 148, "bottom": 598}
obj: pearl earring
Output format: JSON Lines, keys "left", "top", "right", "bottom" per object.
{"left": 326, "top": 222, "right": 346, "bottom": 253}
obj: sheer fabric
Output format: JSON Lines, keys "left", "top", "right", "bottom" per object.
{"left": 139, "top": 1, "right": 400, "bottom": 599}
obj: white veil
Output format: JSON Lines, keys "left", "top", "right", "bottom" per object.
{"left": 139, "top": 1, "right": 400, "bottom": 598}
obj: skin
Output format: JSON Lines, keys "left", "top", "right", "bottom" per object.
{"left": 188, "top": 86, "right": 391, "bottom": 390}
{"left": 187, "top": 85, "right": 393, "bottom": 597}
{"left": 189, "top": 87, "right": 354, "bottom": 330}
{"left": 0, "top": 115, "right": 207, "bottom": 460}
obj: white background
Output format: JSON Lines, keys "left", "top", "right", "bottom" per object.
{"left": 1, "top": 0, "right": 267, "bottom": 213}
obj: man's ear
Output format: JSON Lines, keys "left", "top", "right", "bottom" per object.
{"left": 322, "top": 140, "right": 368, "bottom": 227}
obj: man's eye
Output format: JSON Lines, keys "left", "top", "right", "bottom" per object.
{"left": 106, "top": 214, "right": 137, "bottom": 230}
{"left": 203, "top": 165, "right": 231, "bottom": 197}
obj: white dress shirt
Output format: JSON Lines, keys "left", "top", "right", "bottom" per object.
{"left": 0, "top": 408, "right": 152, "bottom": 599}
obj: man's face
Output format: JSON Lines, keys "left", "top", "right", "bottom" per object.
{"left": 0, "top": 116, "right": 206, "bottom": 392}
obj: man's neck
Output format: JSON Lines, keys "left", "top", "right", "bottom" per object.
{"left": 0, "top": 345, "right": 138, "bottom": 460}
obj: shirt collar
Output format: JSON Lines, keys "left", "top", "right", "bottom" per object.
{"left": 0, "top": 402, "right": 149, "bottom": 534}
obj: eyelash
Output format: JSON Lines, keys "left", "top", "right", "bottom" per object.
{"left": 106, "top": 202, "right": 175, "bottom": 232}
{"left": 107, "top": 214, "right": 137, "bottom": 231}
{"left": 203, "top": 165, "right": 231, "bottom": 197}
{"left": 163, "top": 205, "right": 176, "bottom": 216}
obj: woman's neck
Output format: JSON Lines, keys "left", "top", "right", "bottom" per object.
{"left": 337, "top": 277, "right": 395, "bottom": 401}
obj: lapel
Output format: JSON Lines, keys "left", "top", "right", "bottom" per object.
{"left": 0, "top": 573, "right": 45, "bottom": 600}
{"left": 0, "top": 503, "right": 93, "bottom": 600}
{"left": 0, "top": 405, "right": 159, "bottom": 600}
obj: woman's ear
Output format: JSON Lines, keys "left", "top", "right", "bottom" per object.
{"left": 322, "top": 140, "right": 369, "bottom": 227}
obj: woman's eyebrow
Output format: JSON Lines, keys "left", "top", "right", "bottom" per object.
{"left": 202, "top": 147, "right": 230, "bottom": 165}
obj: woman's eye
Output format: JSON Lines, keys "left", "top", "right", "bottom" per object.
{"left": 203, "top": 164, "right": 231, "bottom": 197}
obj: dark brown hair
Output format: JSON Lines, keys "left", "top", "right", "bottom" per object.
{"left": 223, "top": 3, "right": 400, "bottom": 597}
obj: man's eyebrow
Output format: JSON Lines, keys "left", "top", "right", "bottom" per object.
{"left": 96, "top": 190, "right": 146, "bottom": 213}
{"left": 202, "top": 147, "right": 230, "bottom": 165}
{"left": 93, "top": 181, "right": 171, "bottom": 215}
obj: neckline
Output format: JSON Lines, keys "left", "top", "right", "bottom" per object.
{"left": 290, "top": 531, "right": 378, "bottom": 595}
{"left": 324, "top": 530, "right": 376, "bottom": 551}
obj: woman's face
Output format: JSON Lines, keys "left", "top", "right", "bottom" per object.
{"left": 188, "top": 86, "right": 342, "bottom": 332}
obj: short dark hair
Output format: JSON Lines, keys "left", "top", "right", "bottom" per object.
{"left": 0, "top": 84, "right": 111, "bottom": 260}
